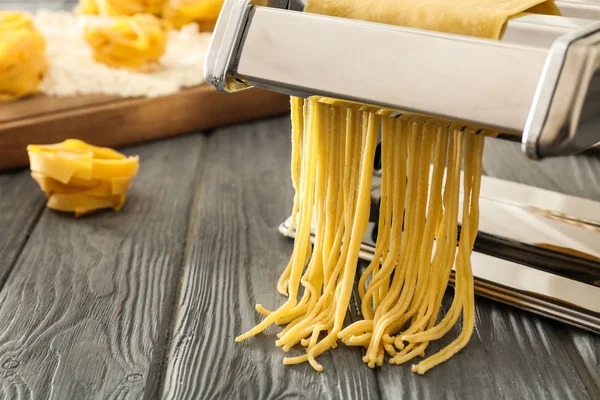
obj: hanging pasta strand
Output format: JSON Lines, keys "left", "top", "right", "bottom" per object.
{"left": 276, "top": 106, "right": 359, "bottom": 348}
{"left": 236, "top": 92, "right": 486, "bottom": 374}
{"left": 411, "top": 130, "right": 482, "bottom": 374}
{"left": 381, "top": 122, "right": 448, "bottom": 354}
{"left": 236, "top": 98, "right": 323, "bottom": 342}
{"left": 358, "top": 112, "right": 394, "bottom": 317}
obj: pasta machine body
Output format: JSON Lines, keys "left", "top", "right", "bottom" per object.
{"left": 205, "top": 0, "right": 600, "bottom": 159}
{"left": 205, "top": 0, "right": 600, "bottom": 334}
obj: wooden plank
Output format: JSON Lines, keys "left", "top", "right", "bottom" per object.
{"left": 160, "top": 117, "right": 380, "bottom": 399}
{"left": 0, "top": 134, "right": 205, "bottom": 399}
{"left": 0, "top": 85, "right": 290, "bottom": 172}
{"left": 565, "top": 331, "right": 600, "bottom": 398}
{"left": 0, "top": 171, "right": 45, "bottom": 288}
{"left": 376, "top": 295, "right": 591, "bottom": 399}
{"left": 481, "top": 138, "right": 600, "bottom": 396}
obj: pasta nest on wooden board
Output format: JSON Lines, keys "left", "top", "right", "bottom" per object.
{"left": 0, "top": 11, "right": 48, "bottom": 102}
{"left": 84, "top": 13, "right": 172, "bottom": 72}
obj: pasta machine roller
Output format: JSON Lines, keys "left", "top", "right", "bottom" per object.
{"left": 205, "top": 1, "right": 600, "bottom": 333}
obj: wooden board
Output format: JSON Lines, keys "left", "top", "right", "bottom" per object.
{"left": 0, "top": 84, "right": 290, "bottom": 171}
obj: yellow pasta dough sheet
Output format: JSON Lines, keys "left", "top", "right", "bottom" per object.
{"left": 305, "top": 0, "right": 560, "bottom": 39}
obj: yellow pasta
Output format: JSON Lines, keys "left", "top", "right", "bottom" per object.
{"left": 28, "top": 139, "right": 139, "bottom": 217}
{"left": 0, "top": 11, "right": 48, "bottom": 102}
{"left": 236, "top": 0, "right": 560, "bottom": 374}
{"left": 85, "top": 13, "right": 171, "bottom": 72}
{"left": 305, "top": 0, "right": 560, "bottom": 40}
{"left": 163, "top": 0, "right": 224, "bottom": 30}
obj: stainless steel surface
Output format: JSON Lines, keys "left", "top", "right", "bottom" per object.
{"left": 206, "top": 0, "right": 600, "bottom": 157}
{"left": 523, "top": 22, "right": 600, "bottom": 158}
{"left": 557, "top": 0, "right": 600, "bottom": 19}
{"left": 204, "top": 0, "right": 252, "bottom": 93}
{"left": 234, "top": 7, "right": 548, "bottom": 133}
{"left": 503, "top": 14, "right": 595, "bottom": 47}
{"left": 279, "top": 172, "right": 600, "bottom": 334}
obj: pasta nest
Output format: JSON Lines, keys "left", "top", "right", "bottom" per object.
{"left": 162, "top": 0, "right": 225, "bottom": 30}
{"left": 0, "top": 11, "right": 48, "bottom": 102}
{"left": 85, "top": 14, "right": 172, "bottom": 72}
{"left": 77, "top": 0, "right": 166, "bottom": 17}
{"left": 28, "top": 139, "right": 139, "bottom": 217}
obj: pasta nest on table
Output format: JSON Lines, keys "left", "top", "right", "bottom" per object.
{"left": 27, "top": 139, "right": 139, "bottom": 217}
{"left": 0, "top": 11, "right": 48, "bottom": 102}
{"left": 84, "top": 13, "right": 172, "bottom": 72}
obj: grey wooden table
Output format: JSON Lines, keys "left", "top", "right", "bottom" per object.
{"left": 2, "top": 1, "right": 600, "bottom": 399}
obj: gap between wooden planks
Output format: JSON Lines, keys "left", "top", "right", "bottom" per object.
{"left": 0, "top": 83, "right": 290, "bottom": 171}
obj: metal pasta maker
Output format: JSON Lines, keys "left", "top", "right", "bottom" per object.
{"left": 204, "top": 0, "right": 600, "bottom": 333}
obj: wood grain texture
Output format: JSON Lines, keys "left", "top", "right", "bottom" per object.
{"left": 0, "top": 86, "right": 290, "bottom": 172}
{"left": 160, "top": 117, "right": 380, "bottom": 400}
{"left": 0, "top": 134, "right": 205, "bottom": 399}
{"left": 0, "top": 171, "right": 45, "bottom": 288}
{"left": 376, "top": 294, "right": 590, "bottom": 400}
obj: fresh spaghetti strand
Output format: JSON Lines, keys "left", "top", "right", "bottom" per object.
{"left": 283, "top": 109, "right": 379, "bottom": 371}
{"left": 286, "top": 96, "right": 305, "bottom": 235}
{"left": 382, "top": 122, "right": 448, "bottom": 350}
{"left": 411, "top": 131, "right": 483, "bottom": 374}
{"left": 280, "top": 106, "right": 360, "bottom": 344}
{"left": 358, "top": 113, "right": 393, "bottom": 317}
{"left": 278, "top": 96, "right": 306, "bottom": 296}
{"left": 401, "top": 128, "right": 466, "bottom": 345}
{"left": 364, "top": 118, "right": 424, "bottom": 366}
{"left": 374, "top": 121, "right": 436, "bottom": 351}
{"left": 277, "top": 105, "right": 336, "bottom": 329}
{"left": 236, "top": 98, "right": 323, "bottom": 342}
{"left": 340, "top": 116, "right": 408, "bottom": 351}
{"left": 278, "top": 106, "right": 361, "bottom": 349}
{"left": 307, "top": 110, "right": 379, "bottom": 371}
{"left": 357, "top": 117, "right": 407, "bottom": 319}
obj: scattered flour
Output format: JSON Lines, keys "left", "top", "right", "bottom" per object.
{"left": 34, "top": 10, "right": 212, "bottom": 98}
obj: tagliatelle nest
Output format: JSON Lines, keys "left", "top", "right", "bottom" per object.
{"left": 0, "top": 11, "right": 48, "bottom": 101}
{"left": 84, "top": 13, "right": 172, "bottom": 72}
{"left": 28, "top": 139, "right": 139, "bottom": 217}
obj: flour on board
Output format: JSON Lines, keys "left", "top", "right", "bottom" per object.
{"left": 35, "top": 10, "right": 212, "bottom": 98}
